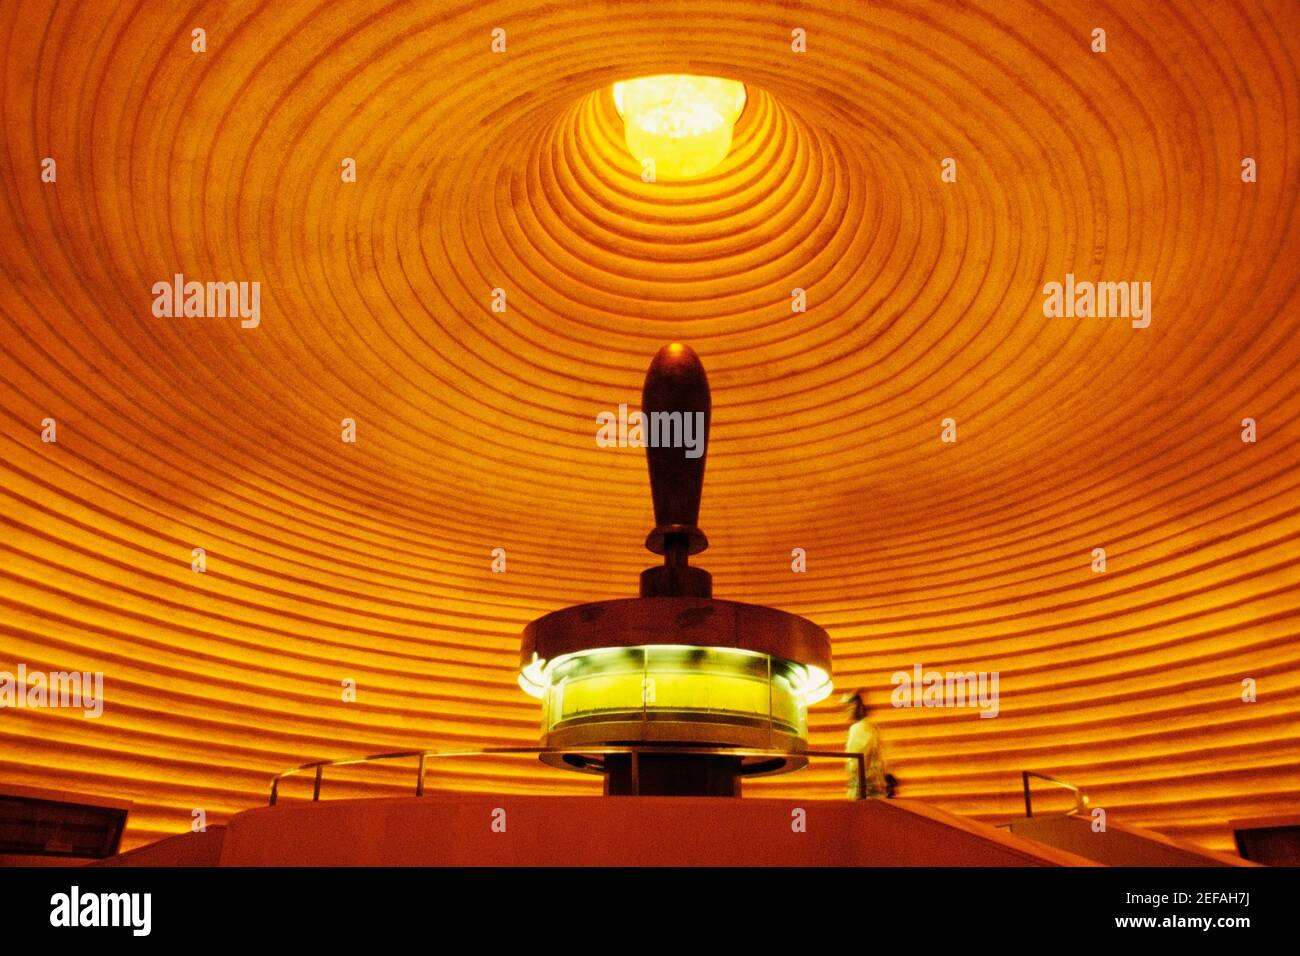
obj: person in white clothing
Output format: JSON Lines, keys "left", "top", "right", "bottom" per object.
{"left": 842, "top": 689, "right": 891, "bottom": 799}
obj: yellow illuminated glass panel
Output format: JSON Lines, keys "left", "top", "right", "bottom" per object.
{"left": 533, "top": 645, "right": 822, "bottom": 738}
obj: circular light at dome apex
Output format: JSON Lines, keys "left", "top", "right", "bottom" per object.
{"left": 611, "top": 74, "right": 747, "bottom": 179}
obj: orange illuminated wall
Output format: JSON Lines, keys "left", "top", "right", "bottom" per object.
{"left": 1, "top": 0, "right": 1298, "bottom": 854}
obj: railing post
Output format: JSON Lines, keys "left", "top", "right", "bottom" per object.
{"left": 270, "top": 778, "right": 279, "bottom": 807}
{"left": 857, "top": 753, "right": 866, "bottom": 800}
{"left": 631, "top": 747, "right": 640, "bottom": 796}
{"left": 312, "top": 765, "right": 323, "bottom": 802}
{"left": 416, "top": 753, "right": 426, "bottom": 797}
{"left": 1022, "top": 771, "right": 1032, "bottom": 817}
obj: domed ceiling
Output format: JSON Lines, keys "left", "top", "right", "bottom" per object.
{"left": 1, "top": 0, "right": 1297, "bottom": 852}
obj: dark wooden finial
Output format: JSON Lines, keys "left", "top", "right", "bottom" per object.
{"left": 640, "top": 343, "right": 712, "bottom": 598}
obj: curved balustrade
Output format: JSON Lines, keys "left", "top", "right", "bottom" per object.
{"left": 270, "top": 746, "right": 868, "bottom": 805}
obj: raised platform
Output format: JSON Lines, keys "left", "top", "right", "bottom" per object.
{"left": 106, "top": 795, "right": 1096, "bottom": 866}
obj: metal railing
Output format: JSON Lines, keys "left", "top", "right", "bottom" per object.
{"left": 269, "top": 745, "right": 868, "bottom": 805}
{"left": 1021, "top": 770, "right": 1089, "bottom": 817}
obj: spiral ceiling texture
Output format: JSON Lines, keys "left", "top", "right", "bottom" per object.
{"left": 1, "top": 0, "right": 1298, "bottom": 852}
